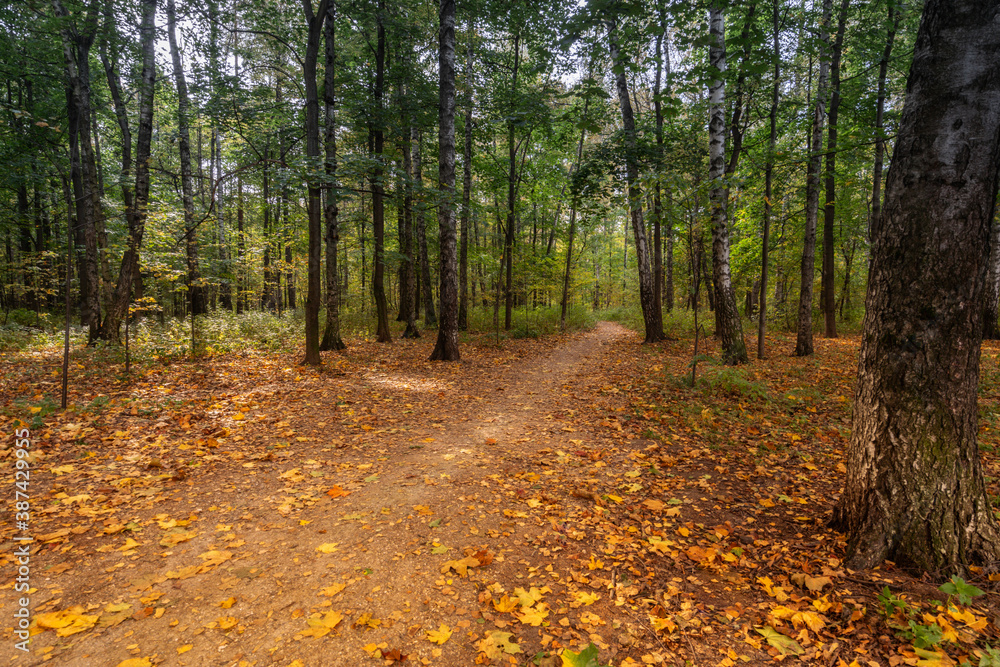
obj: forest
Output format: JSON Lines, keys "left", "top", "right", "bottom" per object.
{"left": 2, "top": 0, "right": 1000, "bottom": 665}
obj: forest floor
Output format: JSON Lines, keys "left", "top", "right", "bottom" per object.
{"left": 1, "top": 321, "right": 999, "bottom": 667}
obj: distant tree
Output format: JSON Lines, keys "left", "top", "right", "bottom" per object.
{"left": 830, "top": 0, "right": 1000, "bottom": 573}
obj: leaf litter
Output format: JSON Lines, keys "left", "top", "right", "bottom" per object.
{"left": 1, "top": 324, "right": 998, "bottom": 665}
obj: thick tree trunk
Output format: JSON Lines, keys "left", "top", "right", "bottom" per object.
{"left": 707, "top": 3, "right": 747, "bottom": 364}
{"left": 793, "top": 0, "right": 831, "bottom": 357}
{"left": 320, "top": 0, "right": 345, "bottom": 351}
{"left": 830, "top": 0, "right": 1000, "bottom": 574}
{"left": 430, "top": 0, "right": 460, "bottom": 361}
{"left": 822, "top": 0, "right": 848, "bottom": 339}
{"left": 608, "top": 16, "right": 663, "bottom": 344}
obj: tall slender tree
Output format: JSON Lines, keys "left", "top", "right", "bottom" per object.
{"left": 430, "top": 0, "right": 460, "bottom": 361}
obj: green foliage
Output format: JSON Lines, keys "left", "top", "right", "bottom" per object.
{"left": 938, "top": 575, "right": 985, "bottom": 606}
{"left": 697, "top": 366, "right": 770, "bottom": 401}
{"left": 559, "top": 643, "right": 608, "bottom": 667}
{"left": 877, "top": 586, "right": 909, "bottom": 619}
{"left": 902, "top": 619, "right": 943, "bottom": 649}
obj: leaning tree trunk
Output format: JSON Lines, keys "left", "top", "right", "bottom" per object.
{"left": 430, "top": 0, "right": 460, "bottom": 361}
{"left": 100, "top": 0, "right": 155, "bottom": 341}
{"left": 793, "top": 0, "right": 831, "bottom": 357}
{"left": 608, "top": 16, "right": 663, "bottom": 344}
{"left": 707, "top": 2, "right": 747, "bottom": 364}
{"left": 830, "top": 0, "right": 1000, "bottom": 575}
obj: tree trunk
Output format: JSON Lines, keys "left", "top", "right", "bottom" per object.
{"left": 401, "top": 127, "right": 420, "bottom": 338}
{"left": 830, "top": 0, "right": 1000, "bottom": 574}
{"left": 758, "top": 0, "right": 780, "bottom": 360}
{"left": 300, "top": 0, "right": 329, "bottom": 363}
{"left": 822, "top": 0, "right": 848, "bottom": 339}
{"left": 166, "top": 0, "right": 204, "bottom": 319}
{"left": 99, "top": 0, "right": 155, "bottom": 341}
{"left": 608, "top": 16, "right": 663, "bottom": 344}
{"left": 320, "top": 0, "right": 345, "bottom": 351}
{"left": 458, "top": 22, "right": 473, "bottom": 331}
{"left": 869, "top": 3, "right": 899, "bottom": 242}
{"left": 372, "top": 0, "right": 391, "bottom": 343}
{"left": 414, "top": 131, "right": 436, "bottom": 326}
{"left": 983, "top": 218, "right": 1000, "bottom": 340}
{"left": 793, "top": 0, "right": 831, "bottom": 357}
{"left": 707, "top": 2, "right": 747, "bottom": 363}
{"left": 54, "top": 0, "right": 102, "bottom": 341}
{"left": 430, "top": 0, "right": 460, "bottom": 361}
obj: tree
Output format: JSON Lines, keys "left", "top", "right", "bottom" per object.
{"left": 830, "top": 0, "right": 1000, "bottom": 574}
{"left": 707, "top": 0, "right": 747, "bottom": 363}
{"left": 429, "top": 0, "right": 459, "bottom": 361}
{"left": 319, "top": 0, "right": 345, "bottom": 351}
{"left": 607, "top": 11, "right": 663, "bottom": 344}
{"left": 793, "top": 0, "right": 831, "bottom": 357}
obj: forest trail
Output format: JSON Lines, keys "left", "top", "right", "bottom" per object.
{"left": 4, "top": 325, "right": 999, "bottom": 667}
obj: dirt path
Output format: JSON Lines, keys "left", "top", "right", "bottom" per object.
{"left": 5, "top": 322, "right": 645, "bottom": 667}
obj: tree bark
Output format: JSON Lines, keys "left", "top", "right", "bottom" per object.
{"left": 430, "top": 0, "right": 460, "bottom": 361}
{"left": 372, "top": 0, "right": 391, "bottom": 343}
{"left": 983, "top": 216, "right": 1000, "bottom": 340}
{"left": 320, "top": 0, "right": 345, "bottom": 351}
{"left": 414, "top": 131, "right": 436, "bottom": 326}
{"left": 869, "top": 3, "right": 899, "bottom": 243}
{"left": 54, "top": 0, "right": 102, "bottom": 341}
{"left": 99, "top": 0, "right": 155, "bottom": 340}
{"left": 830, "top": 0, "right": 1000, "bottom": 574}
{"left": 793, "top": 0, "right": 831, "bottom": 357}
{"left": 707, "top": 2, "right": 747, "bottom": 363}
{"left": 401, "top": 127, "right": 420, "bottom": 338}
{"left": 758, "top": 0, "right": 780, "bottom": 360}
{"left": 822, "top": 0, "right": 848, "bottom": 339}
{"left": 608, "top": 15, "right": 663, "bottom": 344}
{"left": 458, "top": 22, "right": 474, "bottom": 331}
{"left": 503, "top": 32, "right": 520, "bottom": 331}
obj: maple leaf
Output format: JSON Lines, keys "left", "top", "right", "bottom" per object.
{"left": 198, "top": 550, "right": 232, "bottom": 567}
{"left": 326, "top": 485, "right": 350, "bottom": 498}
{"left": 316, "top": 543, "right": 340, "bottom": 554}
{"left": 513, "top": 586, "right": 549, "bottom": 607}
{"left": 518, "top": 603, "right": 550, "bottom": 626}
{"left": 440, "top": 555, "right": 481, "bottom": 577}
{"left": 494, "top": 595, "right": 518, "bottom": 613}
{"left": 479, "top": 631, "right": 523, "bottom": 660}
{"left": 116, "top": 660, "right": 153, "bottom": 667}
{"left": 572, "top": 591, "right": 600, "bottom": 607}
{"left": 300, "top": 611, "right": 344, "bottom": 638}
{"left": 34, "top": 607, "right": 99, "bottom": 637}
{"left": 426, "top": 624, "right": 453, "bottom": 644}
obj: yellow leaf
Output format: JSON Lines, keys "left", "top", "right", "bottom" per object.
{"left": 650, "top": 615, "right": 676, "bottom": 633}
{"left": 217, "top": 597, "right": 236, "bottom": 609}
{"left": 493, "top": 595, "right": 518, "bottom": 613}
{"left": 116, "top": 660, "right": 153, "bottom": 667}
{"left": 643, "top": 499, "right": 666, "bottom": 511}
{"left": 588, "top": 555, "right": 603, "bottom": 570}
{"left": 316, "top": 543, "right": 340, "bottom": 554}
{"left": 300, "top": 611, "right": 344, "bottom": 638}
{"left": 177, "top": 645, "right": 193, "bottom": 654}
{"left": 759, "top": 498, "right": 775, "bottom": 508}
{"left": 198, "top": 550, "right": 232, "bottom": 567}
{"left": 232, "top": 412, "right": 245, "bottom": 421}
{"left": 513, "top": 586, "right": 549, "bottom": 608}
{"left": 441, "top": 555, "right": 481, "bottom": 577}
{"left": 518, "top": 604, "right": 550, "bottom": 626}
{"left": 217, "top": 616, "right": 238, "bottom": 630}
{"left": 573, "top": 591, "right": 600, "bottom": 607}
{"left": 320, "top": 583, "right": 346, "bottom": 597}
{"left": 426, "top": 624, "right": 453, "bottom": 644}
{"left": 118, "top": 538, "right": 141, "bottom": 552}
